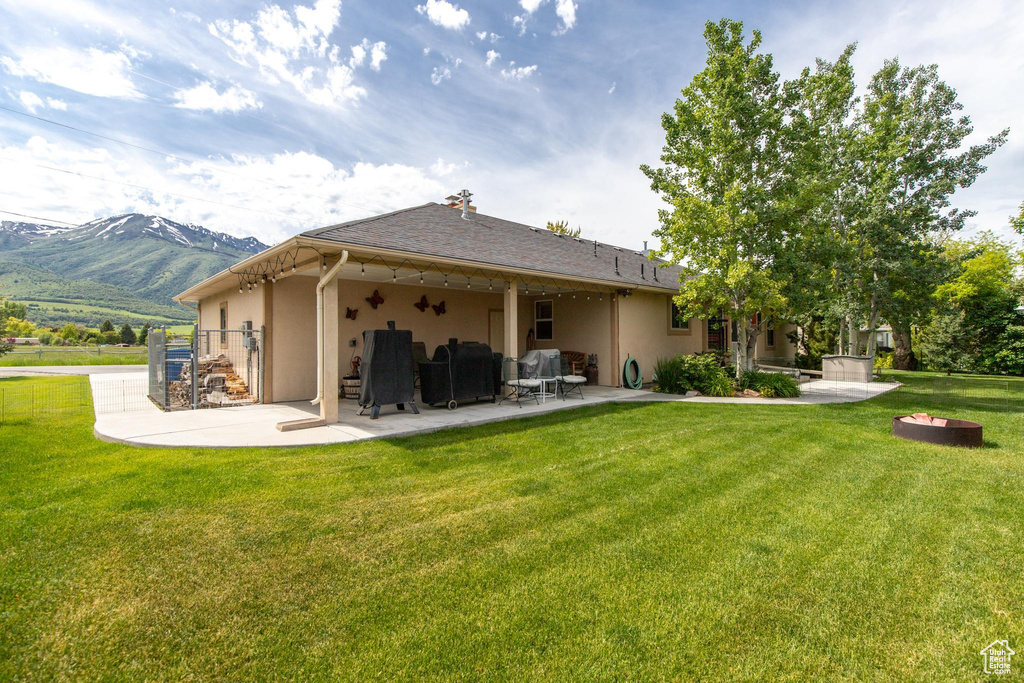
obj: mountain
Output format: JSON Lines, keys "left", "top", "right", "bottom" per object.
{"left": 0, "top": 214, "right": 269, "bottom": 328}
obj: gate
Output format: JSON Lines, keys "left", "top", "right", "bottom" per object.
{"left": 147, "top": 325, "right": 264, "bottom": 410}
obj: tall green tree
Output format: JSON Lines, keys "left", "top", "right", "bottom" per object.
{"left": 119, "top": 323, "right": 137, "bottom": 345}
{"left": 1011, "top": 201, "right": 1024, "bottom": 235}
{"left": 139, "top": 321, "right": 151, "bottom": 346}
{"left": 642, "top": 19, "right": 790, "bottom": 375}
{"left": 100, "top": 319, "right": 115, "bottom": 333}
{"left": 780, "top": 44, "right": 859, "bottom": 358}
{"left": 852, "top": 59, "right": 1007, "bottom": 357}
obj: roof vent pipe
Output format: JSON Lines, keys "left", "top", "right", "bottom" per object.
{"left": 615, "top": 256, "right": 619, "bottom": 275}
{"left": 458, "top": 189, "right": 473, "bottom": 220}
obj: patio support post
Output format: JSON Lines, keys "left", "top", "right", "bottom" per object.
{"left": 503, "top": 282, "right": 518, "bottom": 361}
{"left": 320, "top": 275, "right": 341, "bottom": 422}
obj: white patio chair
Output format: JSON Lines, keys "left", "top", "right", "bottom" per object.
{"left": 499, "top": 357, "right": 540, "bottom": 407}
{"left": 556, "top": 354, "right": 586, "bottom": 400}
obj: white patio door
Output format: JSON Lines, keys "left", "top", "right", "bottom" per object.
{"left": 488, "top": 309, "right": 504, "bottom": 355}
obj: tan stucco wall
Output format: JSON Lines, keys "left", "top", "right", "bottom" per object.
{"left": 269, "top": 275, "right": 318, "bottom": 402}
{"left": 337, "top": 280, "right": 503, "bottom": 378}
{"left": 517, "top": 294, "right": 616, "bottom": 386}
{"left": 616, "top": 291, "right": 704, "bottom": 384}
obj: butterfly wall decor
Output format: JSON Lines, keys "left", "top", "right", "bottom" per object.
{"left": 345, "top": 307, "right": 358, "bottom": 320}
{"left": 413, "top": 295, "right": 429, "bottom": 312}
{"left": 431, "top": 301, "right": 446, "bottom": 316}
{"left": 365, "top": 290, "right": 384, "bottom": 309}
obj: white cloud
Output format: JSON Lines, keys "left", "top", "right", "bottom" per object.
{"left": 170, "top": 7, "right": 201, "bottom": 23}
{"left": 0, "top": 135, "right": 458, "bottom": 245}
{"left": 500, "top": 62, "right": 538, "bottom": 81}
{"left": 349, "top": 42, "right": 366, "bottom": 68}
{"left": 209, "top": 0, "right": 374, "bottom": 107}
{"left": 512, "top": 15, "right": 528, "bottom": 36}
{"left": 415, "top": 0, "right": 470, "bottom": 30}
{"left": 553, "top": 0, "right": 577, "bottom": 35}
{"left": 422, "top": 47, "right": 431, "bottom": 56}
{"left": 608, "top": 82, "right": 616, "bottom": 94}
{"left": 173, "top": 81, "right": 262, "bottom": 112}
{"left": 18, "top": 91, "right": 43, "bottom": 113}
{"left": 1, "top": 46, "right": 142, "bottom": 99}
{"left": 46, "top": 97, "right": 67, "bottom": 110}
{"left": 430, "top": 158, "right": 468, "bottom": 176}
{"left": 485, "top": 50, "right": 500, "bottom": 67}
{"left": 476, "top": 31, "right": 487, "bottom": 41}
{"left": 348, "top": 38, "right": 386, "bottom": 70}
{"left": 519, "top": 0, "right": 546, "bottom": 13}
{"left": 430, "top": 66, "right": 451, "bottom": 85}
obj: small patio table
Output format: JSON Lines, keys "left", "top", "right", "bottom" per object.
{"left": 518, "top": 349, "right": 560, "bottom": 403}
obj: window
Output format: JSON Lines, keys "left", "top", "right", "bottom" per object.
{"left": 766, "top": 319, "right": 775, "bottom": 348}
{"left": 535, "top": 300, "right": 553, "bottom": 341}
{"left": 707, "top": 311, "right": 727, "bottom": 352}
{"left": 670, "top": 301, "right": 690, "bottom": 332}
{"left": 219, "top": 303, "right": 228, "bottom": 346}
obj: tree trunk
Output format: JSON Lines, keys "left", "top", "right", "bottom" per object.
{"left": 892, "top": 326, "right": 916, "bottom": 370}
{"left": 865, "top": 273, "right": 880, "bottom": 357}
{"left": 736, "top": 323, "right": 748, "bottom": 379}
{"left": 847, "top": 316, "right": 858, "bottom": 356}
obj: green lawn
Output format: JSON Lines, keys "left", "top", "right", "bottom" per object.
{"left": 1, "top": 375, "right": 1021, "bottom": 679}
{"left": 0, "top": 348, "right": 148, "bottom": 366}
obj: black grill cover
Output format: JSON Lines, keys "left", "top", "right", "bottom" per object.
{"left": 359, "top": 322, "right": 415, "bottom": 408}
{"left": 419, "top": 338, "right": 501, "bottom": 406}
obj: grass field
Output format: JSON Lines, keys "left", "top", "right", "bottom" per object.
{"left": 1, "top": 374, "right": 1021, "bottom": 679}
{"left": 0, "top": 347, "right": 147, "bottom": 366}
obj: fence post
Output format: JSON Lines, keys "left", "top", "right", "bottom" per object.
{"left": 259, "top": 325, "right": 266, "bottom": 404}
{"left": 192, "top": 323, "right": 199, "bottom": 410}
{"left": 163, "top": 327, "right": 170, "bottom": 409}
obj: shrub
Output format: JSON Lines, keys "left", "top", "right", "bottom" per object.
{"left": 654, "top": 353, "right": 736, "bottom": 396}
{"left": 738, "top": 371, "right": 801, "bottom": 398}
{"left": 874, "top": 352, "right": 893, "bottom": 370}
{"left": 653, "top": 356, "right": 688, "bottom": 394}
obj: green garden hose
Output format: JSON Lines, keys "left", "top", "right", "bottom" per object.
{"left": 623, "top": 355, "right": 643, "bottom": 389}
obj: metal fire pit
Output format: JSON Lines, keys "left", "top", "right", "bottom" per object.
{"left": 892, "top": 416, "right": 983, "bottom": 448}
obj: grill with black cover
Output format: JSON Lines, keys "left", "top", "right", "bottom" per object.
{"left": 419, "top": 338, "right": 502, "bottom": 409}
{"left": 358, "top": 321, "right": 419, "bottom": 419}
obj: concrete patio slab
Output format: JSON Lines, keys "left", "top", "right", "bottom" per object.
{"left": 88, "top": 373, "right": 899, "bottom": 448}
{"left": 0, "top": 364, "right": 145, "bottom": 378}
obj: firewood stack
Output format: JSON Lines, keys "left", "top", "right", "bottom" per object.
{"left": 168, "top": 354, "right": 256, "bottom": 408}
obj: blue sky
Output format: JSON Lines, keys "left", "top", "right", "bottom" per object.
{"left": 0, "top": 0, "right": 1021, "bottom": 249}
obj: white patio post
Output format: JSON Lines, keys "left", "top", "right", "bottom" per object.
{"left": 320, "top": 274, "right": 341, "bottom": 423}
{"left": 503, "top": 281, "right": 518, "bottom": 360}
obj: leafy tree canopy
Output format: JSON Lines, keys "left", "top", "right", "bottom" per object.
{"left": 545, "top": 220, "right": 581, "bottom": 238}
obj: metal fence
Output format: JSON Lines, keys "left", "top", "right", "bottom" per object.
{"left": 147, "top": 325, "right": 263, "bottom": 411}
{"left": 0, "top": 377, "right": 152, "bottom": 423}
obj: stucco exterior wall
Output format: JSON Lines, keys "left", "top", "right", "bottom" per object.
{"left": 753, "top": 321, "right": 798, "bottom": 364}
{"left": 337, "top": 280, "right": 503, "bottom": 378}
{"left": 269, "top": 275, "right": 318, "bottom": 402}
{"left": 516, "top": 294, "right": 616, "bottom": 386}
{"left": 616, "top": 291, "right": 704, "bottom": 384}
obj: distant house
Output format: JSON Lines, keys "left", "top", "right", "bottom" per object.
{"left": 11, "top": 337, "right": 40, "bottom": 346}
{"left": 175, "top": 195, "right": 798, "bottom": 421}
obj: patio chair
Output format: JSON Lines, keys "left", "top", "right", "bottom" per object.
{"left": 499, "top": 357, "right": 540, "bottom": 407}
{"left": 556, "top": 354, "right": 587, "bottom": 400}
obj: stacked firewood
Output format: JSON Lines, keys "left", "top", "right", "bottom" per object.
{"left": 168, "top": 354, "right": 255, "bottom": 408}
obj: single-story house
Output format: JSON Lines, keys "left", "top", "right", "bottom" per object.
{"left": 174, "top": 194, "right": 796, "bottom": 422}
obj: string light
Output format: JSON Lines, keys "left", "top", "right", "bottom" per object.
{"left": 488, "top": 280, "right": 493, "bottom": 290}
{"left": 239, "top": 285, "right": 243, "bottom": 294}
{"left": 444, "top": 275, "right": 449, "bottom": 286}
{"left": 361, "top": 263, "right": 365, "bottom": 276}
{"left": 466, "top": 277, "right": 471, "bottom": 288}
{"left": 392, "top": 270, "right": 397, "bottom": 283}
{"left": 321, "top": 258, "right": 327, "bottom": 271}
{"left": 420, "top": 272, "right": 424, "bottom": 284}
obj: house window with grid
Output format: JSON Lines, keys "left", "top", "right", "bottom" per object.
{"left": 535, "top": 300, "right": 553, "bottom": 341}
{"left": 766, "top": 319, "right": 775, "bottom": 348}
{"left": 670, "top": 301, "right": 690, "bottom": 332}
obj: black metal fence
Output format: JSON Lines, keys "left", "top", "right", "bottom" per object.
{"left": 147, "top": 325, "right": 263, "bottom": 411}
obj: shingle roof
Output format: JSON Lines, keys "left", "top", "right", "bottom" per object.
{"left": 303, "top": 203, "right": 680, "bottom": 291}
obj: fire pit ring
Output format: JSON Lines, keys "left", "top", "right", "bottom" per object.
{"left": 892, "top": 416, "right": 983, "bottom": 448}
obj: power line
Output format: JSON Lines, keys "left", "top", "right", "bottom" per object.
{"left": 0, "top": 209, "right": 78, "bottom": 226}
{"left": 0, "top": 103, "right": 378, "bottom": 216}
{"left": 0, "top": 155, "right": 318, "bottom": 223}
